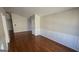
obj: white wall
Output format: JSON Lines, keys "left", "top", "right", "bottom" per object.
{"left": 12, "top": 13, "right": 30, "bottom": 33}
{"left": 31, "top": 14, "right": 40, "bottom": 35}
{"left": 31, "top": 15, "right": 35, "bottom": 35}
{"left": 6, "top": 13, "right": 13, "bottom": 31}
{"left": 40, "top": 8, "right": 79, "bottom": 51}
{"left": 41, "top": 8, "right": 79, "bottom": 36}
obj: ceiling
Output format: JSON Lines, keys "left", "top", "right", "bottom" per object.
{"left": 4, "top": 7, "right": 75, "bottom": 18}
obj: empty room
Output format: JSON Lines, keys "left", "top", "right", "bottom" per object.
{"left": 0, "top": 7, "right": 79, "bottom": 52}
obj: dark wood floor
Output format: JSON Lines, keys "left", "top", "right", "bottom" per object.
{"left": 8, "top": 31, "right": 76, "bottom": 52}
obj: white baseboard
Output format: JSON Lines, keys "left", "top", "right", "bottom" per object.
{"left": 32, "top": 29, "right": 40, "bottom": 36}
{"left": 0, "top": 39, "right": 8, "bottom": 51}
{"left": 14, "top": 30, "right": 31, "bottom": 33}
{"left": 40, "top": 29, "right": 79, "bottom": 51}
{"left": 32, "top": 33, "right": 40, "bottom": 36}
{"left": 0, "top": 50, "right": 8, "bottom": 52}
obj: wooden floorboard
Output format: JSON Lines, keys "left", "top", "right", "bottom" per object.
{"left": 8, "top": 31, "right": 76, "bottom": 52}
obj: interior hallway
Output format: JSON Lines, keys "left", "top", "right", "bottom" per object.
{"left": 8, "top": 31, "right": 76, "bottom": 52}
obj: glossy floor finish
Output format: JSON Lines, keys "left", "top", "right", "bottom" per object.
{"left": 8, "top": 31, "right": 76, "bottom": 52}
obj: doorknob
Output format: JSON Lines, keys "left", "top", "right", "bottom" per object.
{"left": 14, "top": 24, "right": 16, "bottom": 26}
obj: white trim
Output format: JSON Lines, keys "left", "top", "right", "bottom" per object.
{"left": 1, "top": 13, "right": 10, "bottom": 50}
{"left": 14, "top": 29, "right": 31, "bottom": 33}
{"left": 35, "top": 14, "right": 40, "bottom": 36}
{"left": 40, "top": 29, "right": 79, "bottom": 51}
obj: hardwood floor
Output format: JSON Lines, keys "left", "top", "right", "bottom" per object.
{"left": 8, "top": 31, "right": 76, "bottom": 52}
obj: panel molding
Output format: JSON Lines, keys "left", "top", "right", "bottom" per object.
{"left": 40, "top": 29, "right": 79, "bottom": 51}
